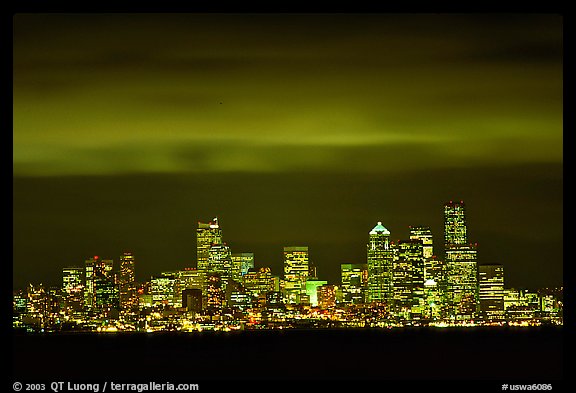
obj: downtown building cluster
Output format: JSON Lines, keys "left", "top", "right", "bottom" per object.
{"left": 13, "top": 201, "right": 563, "bottom": 333}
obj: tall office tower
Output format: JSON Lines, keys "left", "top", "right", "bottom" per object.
{"left": 341, "top": 263, "right": 368, "bottom": 305}
{"left": 118, "top": 251, "right": 138, "bottom": 311}
{"left": 317, "top": 285, "right": 337, "bottom": 309}
{"left": 84, "top": 256, "right": 116, "bottom": 313}
{"left": 445, "top": 245, "right": 478, "bottom": 320}
{"left": 409, "top": 225, "right": 444, "bottom": 319}
{"left": 231, "top": 253, "right": 254, "bottom": 281}
{"left": 444, "top": 201, "right": 467, "bottom": 246}
{"left": 150, "top": 272, "right": 178, "bottom": 307}
{"left": 242, "top": 267, "right": 275, "bottom": 298}
{"left": 196, "top": 218, "right": 223, "bottom": 271}
{"left": 44, "top": 287, "right": 62, "bottom": 328}
{"left": 392, "top": 239, "right": 425, "bottom": 321}
{"left": 206, "top": 273, "right": 224, "bottom": 315}
{"left": 26, "top": 283, "right": 47, "bottom": 320}
{"left": 478, "top": 264, "right": 505, "bottom": 321}
{"left": 62, "top": 266, "right": 84, "bottom": 314}
{"left": 283, "top": 246, "right": 309, "bottom": 304}
{"left": 409, "top": 226, "right": 433, "bottom": 259}
{"left": 444, "top": 201, "right": 479, "bottom": 321}
{"left": 207, "top": 243, "right": 233, "bottom": 293}
{"left": 367, "top": 222, "right": 395, "bottom": 306}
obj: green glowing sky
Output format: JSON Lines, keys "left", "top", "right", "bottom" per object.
{"left": 12, "top": 13, "right": 563, "bottom": 289}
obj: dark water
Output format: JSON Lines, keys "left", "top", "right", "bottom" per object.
{"left": 13, "top": 327, "right": 563, "bottom": 381}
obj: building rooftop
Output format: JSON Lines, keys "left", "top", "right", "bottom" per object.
{"left": 370, "top": 221, "right": 390, "bottom": 235}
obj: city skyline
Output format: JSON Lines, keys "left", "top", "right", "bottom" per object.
{"left": 13, "top": 199, "right": 561, "bottom": 295}
{"left": 13, "top": 199, "right": 563, "bottom": 334}
{"left": 13, "top": 13, "right": 563, "bottom": 291}
{"left": 12, "top": 197, "right": 563, "bottom": 291}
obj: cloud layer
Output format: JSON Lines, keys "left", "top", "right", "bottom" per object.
{"left": 13, "top": 14, "right": 563, "bottom": 176}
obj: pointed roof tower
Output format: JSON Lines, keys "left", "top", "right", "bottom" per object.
{"left": 370, "top": 221, "right": 390, "bottom": 235}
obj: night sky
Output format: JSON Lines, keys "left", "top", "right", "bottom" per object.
{"left": 12, "top": 13, "right": 563, "bottom": 291}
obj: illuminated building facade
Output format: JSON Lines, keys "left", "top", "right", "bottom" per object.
{"left": 177, "top": 268, "right": 205, "bottom": 292}
{"left": 151, "top": 272, "right": 178, "bottom": 307}
{"left": 305, "top": 279, "right": 328, "bottom": 307}
{"left": 229, "top": 290, "right": 252, "bottom": 311}
{"left": 538, "top": 287, "right": 563, "bottom": 321}
{"left": 444, "top": 201, "right": 467, "bottom": 246}
{"left": 242, "top": 267, "right": 275, "bottom": 298}
{"left": 367, "top": 222, "right": 395, "bottom": 305}
{"left": 196, "top": 218, "right": 222, "bottom": 271}
{"left": 207, "top": 243, "right": 233, "bottom": 288}
{"left": 444, "top": 201, "right": 478, "bottom": 320}
{"left": 84, "top": 256, "right": 116, "bottom": 313}
{"left": 409, "top": 226, "right": 433, "bottom": 259}
{"left": 118, "top": 251, "right": 138, "bottom": 311}
{"left": 392, "top": 239, "right": 425, "bottom": 321}
{"left": 283, "top": 246, "right": 309, "bottom": 304}
{"left": 504, "top": 288, "right": 540, "bottom": 321}
{"left": 340, "top": 263, "right": 368, "bottom": 305}
{"left": 409, "top": 226, "right": 444, "bottom": 319}
{"left": 445, "top": 245, "right": 478, "bottom": 320}
{"left": 231, "top": 252, "right": 254, "bottom": 281}
{"left": 478, "top": 264, "right": 505, "bottom": 321}
{"left": 12, "top": 208, "right": 563, "bottom": 332}
{"left": 26, "top": 283, "right": 47, "bottom": 323}
{"left": 317, "top": 284, "right": 337, "bottom": 309}
{"left": 176, "top": 268, "right": 205, "bottom": 310}
{"left": 62, "top": 266, "right": 84, "bottom": 315}
{"left": 13, "top": 290, "right": 27, "bottom": 314}
{"left": 206, "top": 273, "right": 224, "bottom": 315}
{"left": 423, "top": 278, "right": 443, "bottom": 320}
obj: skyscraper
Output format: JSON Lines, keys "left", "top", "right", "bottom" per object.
{"left": 479, "top": 264, "right": 505, "bottom": 321}
{"left": 444, "top": 201, "right": 467, "bottom": 246}
{"left": 283, "top": 246, "right": 309, "bottom": 304}
{"left": 62, "top": 266, "right": 84, "bottom": 315}
{"left": 84, "top": 256, "right": 116, "bottom": 313}
{"left": 444, "top": 201, "right": 478, "bottom": 321}
{"left": 340, "top": 263, "right": 368, "bottom": 305}
{"left": 409, "top": 226, "right": 444, "bottom": 319}
{"left": 366, "top": 222, "right": 395, "bottom": 306}
{"left": 409, "top": 226, "right": 433, "bottom": 259}
{"left": 207, "top": 243, "right": 233, "bottom": 291}
{"left": 392, "top": 239, "right": 425, "bottom": 321}
{"left": 196, "top": 218, "right": 222, "bottom": 271}
{"left": 118, "top": 251, "right": 138, "bottom": 311}
{"left": 206, "top": 272, "right": 224, "bottom": 315}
